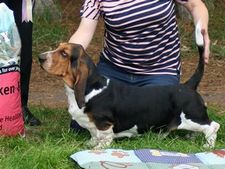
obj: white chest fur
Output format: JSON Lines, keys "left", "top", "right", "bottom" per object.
{"left": 64, "top": 82, "right": 139, "bottom": 149}
{"left": 64, "top": 81, "right": 109, "bottom": 130}
{"left": 64, "top": 84, "right": 82, "bottom": 120}
{"left": 65, "top": 84, "right": 93, "bottom": 130}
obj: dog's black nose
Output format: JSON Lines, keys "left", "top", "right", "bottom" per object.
{"left": 39, "top": 53, "right": 47, "bottom": 64}
{"left": 39, "top": 57, "right": 46, "bottom": 64}
{"left": 39, "top": 58, "right": 45, "bottom": 64}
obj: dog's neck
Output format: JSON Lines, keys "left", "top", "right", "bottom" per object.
{"left": 85, "top": 59, "right": 108, "bottom": 95}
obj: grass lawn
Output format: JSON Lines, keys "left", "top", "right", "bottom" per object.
{"left": 0, "top": 0, "right": 225, "bottom": 169}
{"left": 0, "top": 107, "right": 225, "bottom": 169}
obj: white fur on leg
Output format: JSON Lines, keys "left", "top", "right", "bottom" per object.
{"left": 65, "top": 83, "right": 114, "bottom": 149}
{"left": 86, "top": 136, "right": 99, "bottom": 147}
{"left": 203, "top": 121, "right": 220, "bottom": 148}
{"left": 114, "top": 125, "right": 139, "bottom": 138}
{"left": 177, "top": 112, "right": 220, "bottom": 148}
{"left": 91, "top": 126, "right": 114, "bottom": 150}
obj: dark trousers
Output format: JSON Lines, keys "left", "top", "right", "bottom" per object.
{"left": 1, "top": 0, "right": 33, "bottom": 107}
{"left": 97, "top": 57, "right": 180, "bottom": 87}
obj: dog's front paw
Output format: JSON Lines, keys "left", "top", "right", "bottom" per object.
{"left": 93, "top": 140, "right": 112, "bottom": 150}
{"left": 86, "top": 138, "right": 98, "bottom": 148}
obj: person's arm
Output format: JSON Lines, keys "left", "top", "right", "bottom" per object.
{"left": 183, "top": 0, "right": 210, "bottom": 63}
{"left": 69, "top": 18, "right": 98, "bottom": 49}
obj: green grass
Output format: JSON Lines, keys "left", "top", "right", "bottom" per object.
{"left": 0, "top": 107, "right": 225, "bottom": 169}
{"left": 32, "top": 18, "right": 69, "bottom": 58}
{"left": 1, "top": 1, "right": 224, "bottom": 169}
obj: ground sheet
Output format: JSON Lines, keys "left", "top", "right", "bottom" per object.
{"left": 71, "top": 149, "right": 225, "bottom": 169}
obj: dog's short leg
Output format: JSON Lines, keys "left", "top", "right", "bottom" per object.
{"left": 114, "top": 125, "right": 139, "bottom": 138}
{"left": 86, "top": 128, "right": 99, "bottom": 147}
{"left": 203, "top": 121, "right": 220, "bottom": 148}
{"left": 184, "top": 131, "right": 199, "bottom": 140}
{"left": 177, "top": 113, "right": 220, "bottom": 148}
{"left": 160, "top": 132, "right": 170, "bottom": 139}
{"left": 86, "top": 136, "right": 98, "bottom": 147}
{"left": 93, "top": 126, "right": 114, "bottom": 150}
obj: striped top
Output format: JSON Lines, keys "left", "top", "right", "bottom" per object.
{"left": 81, "top": 0, "right": 188, "bottom": 75}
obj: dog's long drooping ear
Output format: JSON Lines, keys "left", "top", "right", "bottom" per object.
{"left": 71, "top": 44, "right": 89, "bottom": 109}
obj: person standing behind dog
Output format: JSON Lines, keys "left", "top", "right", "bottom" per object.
{"left": 68, "top": 0, "right": 210, "bottom": 131}
{"left": 0, "top": 0, "right": 41, "bottom": 126}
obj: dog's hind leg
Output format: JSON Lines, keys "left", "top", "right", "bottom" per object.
{"left": 202, "top": 121, "right": 220, "bottom": 148}
{"left": 177, "top": 113, "right": 220, "bottom": 148}
{"left": 184, "top": 131, "right": 199, "bottom": 140}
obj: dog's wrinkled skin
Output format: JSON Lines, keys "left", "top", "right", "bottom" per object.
{"left": 39, "top": 43, "right": 220, "bottom": 149}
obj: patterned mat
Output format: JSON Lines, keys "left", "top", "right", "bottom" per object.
{"left": 70, "top": 149, "right": 225, "bottom": 169}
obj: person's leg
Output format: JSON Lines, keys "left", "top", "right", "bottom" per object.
{"left": 18, "top": 21, "right": 41, "bottom": 126}
{"left": 18, "top": 22, "right": 32, "bottom": 108}
{"left": 8, "top": 0, "right": 41, "bottom": 126}
{"left": 133, "top": 74, "right": 180, "bottom": 87}
{"left": 97, "top": 57, "right": 180, "bottom": 87}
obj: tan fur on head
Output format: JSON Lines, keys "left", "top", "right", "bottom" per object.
{"left": 39, "top": 43, "right": 90, "bottom": 108}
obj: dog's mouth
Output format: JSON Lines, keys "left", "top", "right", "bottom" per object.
{"left": 39, "top": 62, "right": 67, "bottom": 78}
{"left": 38, "top": 60, "right": 46, "bottom": 71}
{"left": 39, "top": 64, "right": 45, "bottom": 71}
{"left": 38, "top": 59, "right": 51, "bottom": 74}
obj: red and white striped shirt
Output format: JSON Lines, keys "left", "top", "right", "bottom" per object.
{"left": 81, "top": 0, "right": 188, "bottom": 75}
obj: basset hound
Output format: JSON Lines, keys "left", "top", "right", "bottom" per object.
{"left": 39, "top": 43, "right": 220, "bottom": 149}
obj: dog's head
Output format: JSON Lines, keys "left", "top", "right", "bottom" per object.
{"left": 39, "top": 43, "right": 90, "bottom": 108}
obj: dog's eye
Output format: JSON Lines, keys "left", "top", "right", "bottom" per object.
{"left": 60, "top": 50, "right": 68, "bottom": 58}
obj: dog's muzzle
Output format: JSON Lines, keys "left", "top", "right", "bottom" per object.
{"left": 39, "top": 53, "right": 47, "bottom": 65}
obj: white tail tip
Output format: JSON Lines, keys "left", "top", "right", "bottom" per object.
{"left": 195, "top": 21, "right": 204, "bottom": 47}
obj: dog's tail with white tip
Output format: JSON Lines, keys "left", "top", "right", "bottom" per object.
{"left": 184, "top": 22, "right": 205, "bottom": 90}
